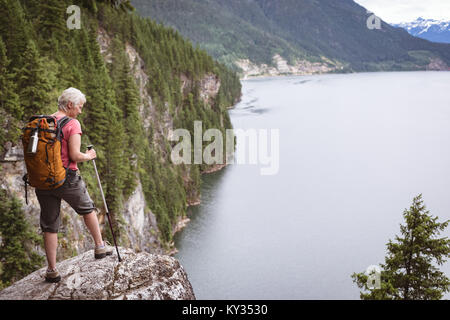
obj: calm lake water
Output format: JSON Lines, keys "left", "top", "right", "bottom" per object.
{"left": 174, "top": 71, "right": 450, "bottom": 299}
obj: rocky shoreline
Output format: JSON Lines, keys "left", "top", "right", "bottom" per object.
{"left": 236, "top": 54, "right": 342, "bottom": 80}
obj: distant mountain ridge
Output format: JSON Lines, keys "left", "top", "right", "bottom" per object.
{"left": 393, "top": 18, "right": 450, "bottom": 44}
{"left": 131, "top": 0, "right": 450, "bottom": 76}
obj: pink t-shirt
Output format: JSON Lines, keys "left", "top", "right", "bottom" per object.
{"left": 55, "top": 115, "right": 82, "bottom": 171}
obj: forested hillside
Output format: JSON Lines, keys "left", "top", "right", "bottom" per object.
{"left": 131, "top": 0, "right": 317, "bottom": 71}
{"left": 0, "top": 0, "right": 241, "bottom": 287}
{"left": 131, "top": 0, "right": 450, "bottom": 73}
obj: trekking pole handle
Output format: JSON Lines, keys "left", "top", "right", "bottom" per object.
{"left": 87, "top": 144, "right": 97, "bottom": 163}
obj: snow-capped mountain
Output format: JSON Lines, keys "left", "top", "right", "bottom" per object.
{"left": 392, "top": 17, "right": 450, "bottom": 44}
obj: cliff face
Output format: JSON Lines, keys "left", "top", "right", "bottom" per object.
{"left": 118, "top": 31, "right": 223, "bottom": 215}
{"left": 0, "top": 248, "right": 195, "bottom": 300}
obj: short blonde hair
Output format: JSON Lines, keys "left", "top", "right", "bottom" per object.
{"left": 58, "top": 87, "right": 86, "bottom": 112}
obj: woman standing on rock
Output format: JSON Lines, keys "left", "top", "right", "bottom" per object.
{"left": 35, "top": 88, "right": 113, "bottom": 283}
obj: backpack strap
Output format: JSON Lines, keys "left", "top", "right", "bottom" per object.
{"left": 56, "top": 116, "right": 74, "bottom": 170}
{"left": 56, "top": 116, "right": 73, "bottom": 140}
{"left": 22, "top": 174, "right": 29, "bottom": 205}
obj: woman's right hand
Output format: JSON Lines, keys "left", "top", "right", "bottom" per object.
{"left": 86, "top": 148, "right": 97, "bottom": 160}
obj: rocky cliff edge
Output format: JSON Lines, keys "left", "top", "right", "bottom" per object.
{"left": 0, "top": 248, "right": 195, "bottom": 300}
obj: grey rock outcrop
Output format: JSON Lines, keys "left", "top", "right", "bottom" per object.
{"left": 1, "top": 141, "right": 24, "bottom": 162}
{"left": 0, "top": 248, "right": 195, "bottom": 300}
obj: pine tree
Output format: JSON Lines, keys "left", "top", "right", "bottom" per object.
{"left": 80, "top": 0, "right": 98, "bottom": 13}
{"left": 0, "top": 38, "right": 22, "bottom": 152}
{"left": 96, "top": 0, "right": 134, "bottom": 12}
{"left": 0, "top": 0, "right": 31, "bottom": 69}
{"left": 352, "top": 195, "right": 450, "bottom": 300}
{"left": 0, "top": 190, "right": 44, "bottom": 287}
{"left": 155, "top": 202, "right": 172, "bottom": 244}
{"left": 37, "top": 0, "right": 68, "bottom": 44}
{"left": 108, "top": 37, "right": 143, "bottom": 197}
{"left": 80, "top": 29, "right": 109, "bottom": 146}
{"left": 0, "top": 38, "right": 21, "bottom": 119}
{"left": 16, "top": 40, "right": 52, "bottom": 119}
{"left": 103, "top": 108, "right": 126, "bottom": 241}
{"left": 88, "top": 31, "right": 128, "bottom": 239}
{"left": 20, "top": 0, "right": 41, "bottom": 18}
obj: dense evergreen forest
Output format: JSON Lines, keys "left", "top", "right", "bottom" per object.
{"left": 0, "top": 0, "right": 241, "bottom": 287}
{"left": 131, "top": 0, "right": 315, "bottom": 71}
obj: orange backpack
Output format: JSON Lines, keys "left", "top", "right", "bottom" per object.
{"left": 21, "top": 115, "right": 73, "bottom": 203}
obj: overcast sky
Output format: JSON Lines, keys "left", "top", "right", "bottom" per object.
{"left": 353, "top": 0, "right": 450, "bottom": 23}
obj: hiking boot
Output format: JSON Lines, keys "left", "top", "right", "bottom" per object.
{"left": 45, "top": 268, "right": 61, "bottom": 283}
{"left": 94, "top": 241, "right": 114, "bottom": 259}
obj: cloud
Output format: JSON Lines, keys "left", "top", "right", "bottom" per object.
{"left": 354, "top": 0, "right": 450, "bottom": 23}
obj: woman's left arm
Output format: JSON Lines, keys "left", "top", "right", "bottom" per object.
{"left": 68, "top": 134, "right": 94, "bottom": 163}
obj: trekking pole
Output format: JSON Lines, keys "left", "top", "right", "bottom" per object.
{"left": 87, "top": 145, "right": 122, "bottom": 262}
